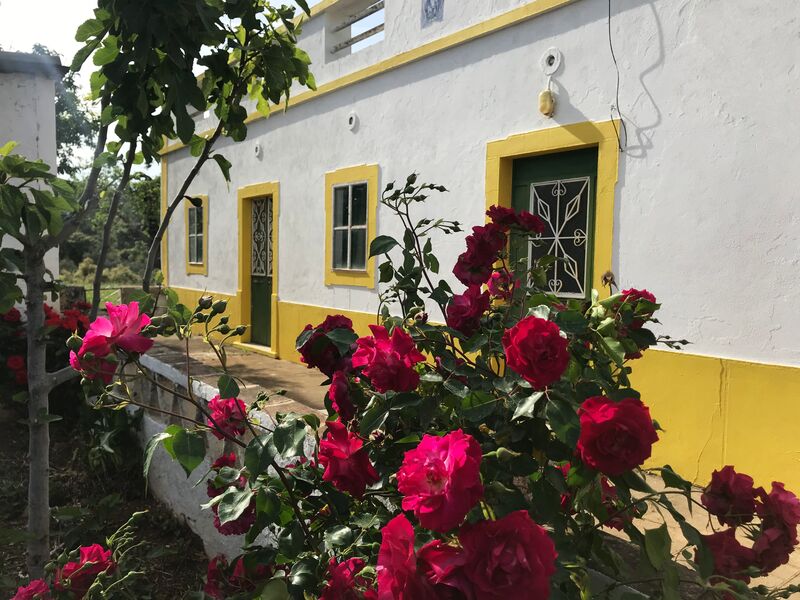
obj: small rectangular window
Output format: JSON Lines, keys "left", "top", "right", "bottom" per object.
{"left": 331, "top": 183, "right": 368, "bottom": 271}
{"left": 188, "top": 205, "right": 204, "bottom": 265}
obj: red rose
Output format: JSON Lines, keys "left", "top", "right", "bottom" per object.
{"left": 69, "top": 332, "right": 117, "bottom": 384}
{"left": 55, "top": 543, "right": 115, "bottom": 598}
{"left": 206, "top": 395, "right": 248, "bottom": 440}
{"left": 577, "top": 397, "right": 658, "bottom": 476}
{"left": 321, "top": 558, "right": 377, "bottom": 600}
{"left": 397, "top": 430, "right": 483, "bottom": 532}
{"left": 11, "top": 579, "right": 50, "bottom": 600}
{"left": 517, "top": 210, "right": 545, "bottom": 234}
{"left": 417, "top": 540, "right": 470, "bottom": 598}
{"left": 619, "top": 288, "right": 657, "bottom": 329}
{"left": 318, "top": 421, "right": 379, "bottom": 498}
{"left": 446, "top": 286, "right": 490, "bottom": 337}
{"left": 486, "top": 205, "right": 518, "bottom": 230}
{"left": 351, "top": 325, "right": 425, "bottom": 394}
{"left": 206, "top": 463, "right": 255, "bottom": 536}
{"left": 460, "top": 511, "right": 557, "bottom": 600}
{"left": 204, "top": 555, "right": 271, "bottom": 599}
{"left": 453, "top": 224, "right": 506, "bottom": 287}
{"left": 377, "top": 515, "right": 432, "bottom": 600}
{"left": 753, "top": 527, "right": 795, "bottom": 573}
{"left": 329, "top": 370, "right": 355, "bottom": 422}
{"left": 756, "top": 482, "right": 800, "bottom": 536}
{"left": 7, "top": 354, "right": 25, "bottom": 371}
{"left": 14, "top": 369, "right": 27, "bottom": 385}
{"left": 211, "top": 452, "right": 237, "bottom": 471}
{"left": 701, "top": 529, "right": 756, "bottom": 583}
{"left": 298, "top": 315, "right": 355, "bottom": 377}
{"left": 502, "top": 316, "right": 569, "bottom": 388}
{"left": 487, "top": 270, "right": 517, "bottom": 301}
{"left": 3, "top": 307, "right": 21, "bottom": 322}
{"left": 701, "top": 466, "right": 757, "bottom": 526}
{"left": 599, "top": 478, "right": 639, "bottom": 530}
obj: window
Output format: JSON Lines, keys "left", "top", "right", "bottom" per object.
{"left": 325, "top": 165, "right": 379, "bottom": 288}
{"left": 332, "top": 183, "right": 368, "bottom": 270}
{"left": 185, "top": 195, "right": 208, "bottom": 275}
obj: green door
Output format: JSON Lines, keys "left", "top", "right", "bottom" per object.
{"left": 511, "top": 147, "right": 598, "bottom": 299}
{"left": 250, "top": 196, "right": 272, "bottom": 346}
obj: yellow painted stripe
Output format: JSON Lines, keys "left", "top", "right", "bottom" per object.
{"left": 161, "top": 0, "right": 578, "bottom": 156}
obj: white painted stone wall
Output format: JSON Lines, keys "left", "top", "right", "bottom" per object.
{"left": 0, "top": 69, "right": 60, "bottom": 281}
{"left": 166, "top": 0, "right": 800, "bottom": 366}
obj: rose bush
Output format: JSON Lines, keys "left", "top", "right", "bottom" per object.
{"left": 63, "top": 175, "right": 800, "bottom": 599}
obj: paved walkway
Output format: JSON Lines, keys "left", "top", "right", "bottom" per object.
{"left": 149, "top": 337, "right": 328, "bottom": 415}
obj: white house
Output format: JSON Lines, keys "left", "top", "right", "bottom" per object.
{"left": 0, "top": 50, "right": 64, "bottom": 284}
{"left": 160, "top": 0, "right": 800, "bottom": 489}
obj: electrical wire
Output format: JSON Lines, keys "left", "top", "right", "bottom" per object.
{"left": 608, "top": 0, "right": 628, "bottom": 152}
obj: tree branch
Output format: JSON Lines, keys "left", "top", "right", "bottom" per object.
{"left": 141, "top": 121, "right": 224, "bottom": 292}
{"left": 48, "top": 366, "right": 79, "bottom": 389}
{"left": 90, "top": 142, "right": 138, "bottom": 319}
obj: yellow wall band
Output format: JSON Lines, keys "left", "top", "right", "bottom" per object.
{"left": 160, "top": 0, "right": 578, "bottom": 156}
{"left": 324, "top": 164, "right": 379, "bottom": 288}
{"left": 485, "top": 120, "right": 620, "bottom": 299}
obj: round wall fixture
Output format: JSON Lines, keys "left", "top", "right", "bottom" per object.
{"left": 254, "top": 143, "right": 263, "bottom": 160}
{"left": 540, "top": 47, "right": 562, "bottom": 76}
{"left": 347, "top": 111, "right": 359, "bottom": 132}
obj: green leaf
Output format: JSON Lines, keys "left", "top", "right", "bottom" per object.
{"left": 555, "top": 310, "right": 589, "bottom": 334}
{"left": 244, "top": 433, "right": 277, "bottom": 476}
{"left": 545, "top": 396, "right": 580, "bottom": 446}
{"left": 378, "top": 261, "right": 394, "bottom": 283}
{"left": 601, "top": 336, "right": 626, "bottom": 366}
{"left": 644, "top": 524, "right": 672, "bottom": 570}
{"left": 325, "top": 327, "right": 358, "bottom": 355}
{"left": 278, "top": 521, "right": 305, "bottom": 559}
{"left": 217, "top": 487, "right": 253, "bottom": 524}
{"left": 217, "top": 374, "right": 240, "bottom": 398}
{"left": 323, "top": 525, "right": 354, "bottom": 550}
{"left": 171, "top": 428, "right": 206, "bottom": 476}
{"left": 0, "top": 141, "right": 17, "bottom": 157}
{"left": 660, "top": 465, "right": 692, "bottom": 492}
{"left": 512, "top": 392, "right": 544, "bottom": 421}
{"left": 260, "top": 577, "right": 290, "bottom": 600}
{"left": 461, "top": 391, "right": 498, "bottom": 422}
{"left": 75, "top": 18, "right": 105, "bottom": 42}
{"left": 143, "top": 431, "right": 172, "bottom": 479}
{"left": 212, "top": 154, "right": 232, "bottom": 182}
{"left": 369, "top": 235, "right": 398, "bottom": 257}
{"left": 93, "top": 35, "right": 119, "bottom": 66}
{"left": 359, "top": 401, "right": 389, "bottom": 436}
{"left": 273, "top": 417, "right": 307, "bottom": 459}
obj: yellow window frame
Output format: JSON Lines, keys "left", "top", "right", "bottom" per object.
{"left": 324, "top": 164, "right": 379, "bottom": 288}
{"left": 185, "top": 194, "right": 208, "bottom": 275}
{"left": 485, "top": 120, "right": 620, "bottom": 299}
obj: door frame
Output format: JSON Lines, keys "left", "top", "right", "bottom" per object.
{"left": 237, "top": 182, "right": 280, "bottom": 354}
{"left": 485, "top": 120, "right": 619, "bottom": 299}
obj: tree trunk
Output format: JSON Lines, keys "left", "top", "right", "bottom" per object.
{"left": 24, "top": 250, "right": 50, "bottom": 578}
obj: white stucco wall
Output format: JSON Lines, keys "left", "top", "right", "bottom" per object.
{"left": 0, "top": 70, "right": 60, "bottom": 280}
{"left": 166, "top": 0, "right": 800, "bottom": 366}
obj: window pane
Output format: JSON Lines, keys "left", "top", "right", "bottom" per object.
{"left": 189, "top": 235, "right": 197, "bottom": 264}
{"left": 195, "top": 206, "right": 203, "bottom": 236}
{"left": 351, "top": 184, "right": 367, "bottom": 226}
{"left": 196, "top": 233, "right": 204, "bottom": 264}
{"left": 188, "top": 206, "right": 196, "bottom": 232}
{"left": 333, "top": 230, "right": 348, "bottom": 269}
{"left": 333, "top": 187, "right": 349, "bottom": 226}
{"left": 350, "top": 228, "right": 366, "bottom": 270}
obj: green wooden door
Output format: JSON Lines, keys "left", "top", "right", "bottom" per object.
{"left": 250, "top": 196, "right": 272, "bottom": 346}
{"left": 511, "top": 147, "right": 598, "bottom": 299}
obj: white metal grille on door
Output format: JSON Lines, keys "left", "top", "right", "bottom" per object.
{"left": 251, "top": 197, "right": 272, "bottom": 277}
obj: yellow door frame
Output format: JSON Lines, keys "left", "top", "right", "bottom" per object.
{"left": 485, "top": 120, "right": 620, "bottom": 298}
{"left": 236, "top": 182, "right": 280, "bottom": 356}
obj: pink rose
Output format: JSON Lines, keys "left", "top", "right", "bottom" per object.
{"left": 55, "top": 544, "right": 115, "bottom": 598}
{"left": 756, "top": 482, "right": 800, "bottom": 536}
{"left": 87, "top": 301, "right": 153, "bottom": 354}
{"left": 321, "top": 557, "right": 377, "bottom": 600}
{"left": 701, "top": 529, "right": 756, "bottom": 583}
{"left": 376, "top": 515, "right": 439, "bottom": 600}
{"left": 11, "top": 579, "right": 50, "bottom": 600}
{"left": 329, "top": 370, "right": 355, "bottom": 422}
{"left": 460, "top": 511, "right": 557, "bottom": 600}
{"left": 352, "top": 325, "right": 425, "bottom": 394}
{"left": 446, "top": 286, "right": 490, "bottom": 337}
{"left": 753, "top": 527, "right": 795, "bottom": 573}
{"left": 69, "top": 332, "right": 117, "bottom": 384}
{"left": 397, "top": 430, "right": 483, "bottom": 532}
{"left": 206, "top": 395, "right": 248, "bottom": 440}
{"left": 577, "top": 397, "right": 659, "bottom": 476}
{"left": 502, "top": 316, "right": 570, "bottom": 389}
{"left": 318, "top": 421, "right": 379, "bottom": 498}
{"left": 701, "top": 466, "right": 757, "bottom": 526}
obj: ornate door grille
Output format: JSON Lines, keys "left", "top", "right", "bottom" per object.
{"left": 251, "top": 197, "right": 273, "bottom": 277}
{"left": 528, "top": 177, "right": 591, "bottom": 299}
